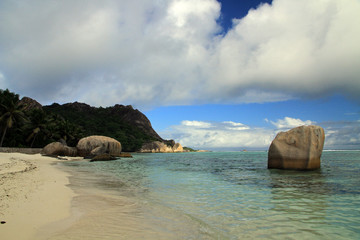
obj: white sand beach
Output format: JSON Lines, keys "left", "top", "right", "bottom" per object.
{"left": 0, "top": 153, "right": 75, "bottom": 240}
{"left": 1, "top": 152, "right": 204, "bottom": 240}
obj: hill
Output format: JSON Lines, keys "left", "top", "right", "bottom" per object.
{"left": 1, "top": 89, "right": 171, "bottom": 152}
{"left": 43, "top": 102, "right": 165, "bottom": 152}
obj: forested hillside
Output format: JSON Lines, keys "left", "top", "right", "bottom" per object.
{"left": 43, "top": 102, "right": 162, "bottom": 151}
{"left": 0, "top": 89, "right": 164, "bottom": 151}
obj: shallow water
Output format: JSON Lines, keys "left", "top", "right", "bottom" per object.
{"left": 55, "top": 151, "right": 360, "bottom": 239}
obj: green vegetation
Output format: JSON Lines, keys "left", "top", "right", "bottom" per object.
{"left": 0, "top": 89, "right": 157, "bottom": 151}
{"left": 183, "top": 147, "right": 197, "bottom": 152}
{"left": 43, "top": 103, "right": 157, "bottom": 152}
{"left": 0, "top": 89, "right": 84, "bottom": 148}
{"left": 0, "top": 90, "right": 27, "bottom": 147}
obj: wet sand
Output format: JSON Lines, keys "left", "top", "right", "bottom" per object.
{"left": 48, "top": 159, "right": 220, "bottom": 240}
{"left": 0, "top": 153, "right": 219, "bottom": 239}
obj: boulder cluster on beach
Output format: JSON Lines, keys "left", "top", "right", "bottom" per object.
{"left": 42, "top": 135, "right": 122, "bottom": 161}
{"left": 41, "top": 135, "right": 187, "bottom": 161}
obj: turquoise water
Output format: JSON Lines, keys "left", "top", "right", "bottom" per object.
{"left": 61, "top": 151, "right": 360, "bottom": 239}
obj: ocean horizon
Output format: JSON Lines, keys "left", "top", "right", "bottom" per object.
{"left": 53, "top": 150, "right": 360, "bottom": 239}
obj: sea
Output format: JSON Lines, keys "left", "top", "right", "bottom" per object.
{"left": 51, "top": 151, "right": 360, "bottom": 239}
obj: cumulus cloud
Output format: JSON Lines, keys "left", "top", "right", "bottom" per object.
{"left": 162, "top": 120, "right": 275, "bottom": 149}
{"left": 267, "top": 117, "right": 314, "bottom": 129}
{"left": 321, "top": 121, "right": 360, "bottom": 149}
{"left": 207, "top": 0, "right": 360, "bottom": 102}
{"left": 162, "top": 117, "right": 358, "bottom": 150}
{"left": 0, "top": 0, "right": 221, "bottom": 106}
{"left": 222, "top": 121, "right": 250, "bottom": 131}
{"left": 181, "top": 120, "right": 212, "bottom": 128}
{"left": 0, "top": 0, "right": 360, "bottom": 107}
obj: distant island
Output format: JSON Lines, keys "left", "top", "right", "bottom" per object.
{"left": 0, "top": 88, "right": 182, "bottom": 152}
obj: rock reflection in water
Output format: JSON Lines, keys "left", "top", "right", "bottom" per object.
{"left": 267, "top": 169, "right": 337, "bottom": 238}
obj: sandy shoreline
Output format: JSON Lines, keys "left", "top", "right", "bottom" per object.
{"left": 0, "top": 152, "right": 221, "bottom": 239}
{"left": 0, "top": 153, "right": 75, "bottom": 240}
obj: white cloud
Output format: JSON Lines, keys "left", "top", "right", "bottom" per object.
{"left": 162, "top": 120, "right": 275, "bottom": 149}
{"left": 322, "top": 121, "right": 360, "bottom": 149}
{"left": 0, "top": 0, "right": 360, "bottom": 107}
{"left": 181, "top": 120, "right": 212, "bottom": 128}
{"left": 163, "top": 117, "right": 359, "bottom": 150}
{"left": 269, "top": 117, "right": 314, "bottom": 129}
{"left": 222, "top": 121, "right": 250, "bottom": 130}
{"left": 207, "top": 0, "right": 360, "bottom": 102}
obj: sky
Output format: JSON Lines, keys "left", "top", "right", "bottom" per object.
{"left": 0, "top": 0, "right": 359, "bottom": 150}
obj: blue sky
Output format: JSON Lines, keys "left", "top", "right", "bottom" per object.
{"left": 217, "top": 0, "right": 272, "bottom": 32}
{"left": 146, "top": 95, "right": 359, "bottom": 130}
{"left": 146, "top": 94, "right": 359, "bottom": 150}
{"left": 0, "top": 0, "right": 359, "bottom": 150}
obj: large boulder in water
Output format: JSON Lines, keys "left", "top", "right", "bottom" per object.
{"left": 268, "top": 125, "right": 325, "bottom": 170}
{"left": 77, "top": 136, "right": 121, "bottom": 157}
{"left": 41, "top": 142, "right": 78, "bottom": 157}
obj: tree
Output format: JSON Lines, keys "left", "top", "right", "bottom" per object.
{"left": 43, "top": 114, "right": 84, "bottom": 147}
{"left": 0, "top": 89, "right": 19, "bottom": 108}
{"left": 55, "top": 119, "right": 84, "bottom": 146}
{"left": 0, "top": 90, "right": 27, "bottom": 147}
{"left": 25, "top": 109, "right": 50, "bottom": 147}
